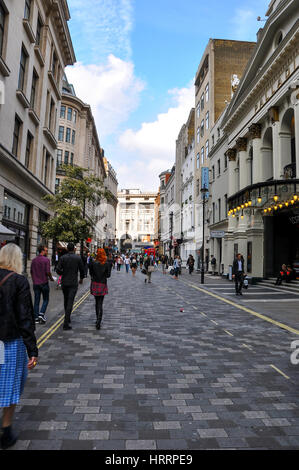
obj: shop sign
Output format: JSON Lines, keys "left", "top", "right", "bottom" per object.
{"left": 210, "top": 230, "right": 226, "bottom": 238}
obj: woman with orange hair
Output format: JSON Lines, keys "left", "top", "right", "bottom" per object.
{"left": 89, "top": 248, "right": 111, "bottom": 329}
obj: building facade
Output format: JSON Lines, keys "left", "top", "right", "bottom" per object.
{"left": 223, "top": 0, "right": 299, "bottom": 279}
{"left": 116, "top": 189, "right": 157, "bottom": 252}
{"left": 101, "top": 156, "right": 118, "bottom": 249}
{"left": 193, "top": 39, "right": 256, "bottom": 268}
{"left": 0, "top": 0, "right": 75, "bottom": 270}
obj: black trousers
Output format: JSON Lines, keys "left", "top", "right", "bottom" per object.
{"left": 95, "top": 296, "right": 104, "bottom": 323}
{"left": 235, "top": 272, "right": 244, "bottom": 293}
{"left": 62, "top": 285, "right": 78, "bottom": 325}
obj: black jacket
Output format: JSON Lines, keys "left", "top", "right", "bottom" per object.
{"left": 233, "top": 259, "right": 245, "bottom": 275}
{"left": 56, "top": 252, "right": 85, "bottom": 287}
{"left": 89, "top": 260, "right": 111, "bottom": 283}
{"left": 0, "top": 268, "right": 38, "bottom": 357}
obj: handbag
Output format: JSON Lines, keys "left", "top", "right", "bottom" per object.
{"left": 141, "top": 268, "right": 147, "bottom": 275}
{"left": 148, "top": 266, "right": 155, "bottom": 273}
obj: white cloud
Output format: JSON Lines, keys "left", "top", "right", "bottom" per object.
{"left": 68, "top": 0, "right": 134, "bottom": 61}
{"left": 116, "top": 82, "right": 195, "bottom": 190}
{"left": 65, "top": 55, "right": 145, "bottom": 137}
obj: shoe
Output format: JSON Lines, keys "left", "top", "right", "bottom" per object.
{"left": 96, "top": 322, "right": 101, "bottom": 330}
{"left": 144, "top": 279, "right": 147, "bottom": 283}
{"left": 38, "top": 314, "right": 46, "bottom": 324}
{"left": 35, "top": 317, "right": 40, "bottom": 324}
{"left": 63, "top": 324, "right": 72, "bottom": 330}
{"left": 1, "top": 426, "right": 18, "bottom": 450}
{"left": 239, "top": 292, "right": 243, "bottom": 295}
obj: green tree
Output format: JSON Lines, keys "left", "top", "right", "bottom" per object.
{"left": 41, "top": 165, "right": 111, "bottom": 249}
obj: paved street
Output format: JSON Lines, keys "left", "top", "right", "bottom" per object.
{"left": 11, "top": 266, "right": 299, "bottom": 450}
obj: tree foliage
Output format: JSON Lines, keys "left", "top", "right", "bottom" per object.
{"left": 41, "top": 165, "right": 111, "bottom": 244}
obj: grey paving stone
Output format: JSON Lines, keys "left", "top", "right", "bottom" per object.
{"left": 79, "top": 431, "right": 109, "bottom": 440}
{"left": 126, "top": 440, "right": 156, "bottom": 450}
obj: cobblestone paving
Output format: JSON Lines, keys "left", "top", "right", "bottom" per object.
{"left": 12, "top": 268, "right": 299, "bottom": 450}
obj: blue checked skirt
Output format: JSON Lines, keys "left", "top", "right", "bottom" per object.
{"left": 0, "top": 338, "right": 28, "bottom": 407}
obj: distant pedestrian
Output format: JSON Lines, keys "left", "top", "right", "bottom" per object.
{"left": 211, "top": 255, "right": 216, "bottom": 275}
{"left": 232, "top": 253, "right": 245, "bottom": 296}
{"left": 56, "top": 243, "right": 85, "bottom": 330}
{"left": 0, "top": 243, "right": 38, "bottom": 450}
{"left": 125, "top": 255, "right": 130, "bottom": 273}
{"left": 30, "top": 245, "right": 54, "bottom": 325}
{"left": 173, "top": 256, "right": 180, "bottom": 280}
{"left": 205, "top": 253, "right": 209, "bottom": 272}
{"left": 89, "top": 249, "right": 111, "bottom": 330}
{"left": 130, "top": 256, "right": 137, "bottom": 277}
{"left": 144, "top": 255, "right": 154, "bottom": 283}
{"left": 187, "top": 254, "right": 195, "bottom": 275}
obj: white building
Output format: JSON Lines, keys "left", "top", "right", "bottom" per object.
{"left": 116, "top": 189, "right": 157, "bottom": 252}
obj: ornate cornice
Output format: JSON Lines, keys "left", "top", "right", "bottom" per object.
{"left": 236, "top": 137, "right": 248, "bottom": 152}
{"left": 249, "top": 123, "right": 262, "bottom": 139}
{"left": 225, "top": 148, "right": 237, "bottom": 161}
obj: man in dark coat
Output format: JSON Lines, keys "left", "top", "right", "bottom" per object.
{"left": 232, "top": 253, "right": 245, "bottom": 296}
{"left": 56, "top": 243, "right": 85, "bottom": 330}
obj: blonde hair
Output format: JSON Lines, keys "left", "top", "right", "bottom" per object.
{"left": 0, "top": 243, "right": 23, "bottom": 274}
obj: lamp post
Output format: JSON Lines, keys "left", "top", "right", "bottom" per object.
{"left": 200, "top": 186, "right": 208, "bottom": 284}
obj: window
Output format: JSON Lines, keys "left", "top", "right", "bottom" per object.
{"left": 201, "top": 147, "right": 204, "bottom": 165}
{"left": 18, "top": 46, "right": 28, "bottom": 91}
{"left": 64, "top": 150, "right": 69, "bottom": 164}
{"left": 49, "top": 98, "right": 55, "bottom": 131}
{"left": 201, "top": 93, "right": 204, "bottom": 110}
{"left": 205, "top": 83, "right": 209, "bottom": 102}
{"left": 65, "top": 128, "right": 71, "bottom": 143}
{"left": 0, "top": 3, "right": 6, "bottom": 57}
{"left": 206, "top": 111, "right": 209, "bottom": 130}
{"left": 58, "top": 126, "right": 64, "bottom": 141}
{"left": 55, "top": 178, "right": 60, "bottom": 193}
{"left": 224, "top": 194, "right": 228, "bottom": 216}
{"left": 30, "top": 69, "right": 38, "bottom": 109}
{"left": 197, "top": 127, "right": 200, "bottom": 144}
{"left": 73, "top": 110, "right": 77, "bottom": 123}
{"left": 224, "top": 153, "right": 228, "bottom": 170}
{"left": 24, "top": 0, "right": 32, "bottom": 20}
{"left": 200, "top": 119, "right": 204, "bottom": 137}
{"left": 60, "top": 105, "right": 66, "bottom": 119}
{"left": 196, "top": 153, "right": 200, "bottom": 169}
{"left": 218, "top": 198, "right": 221, "bottom": 221}
{"left": 197, "top": 102, "right": 200, "bottom": 119}
{"left": 36, "top": 15, "right": 42, "bottom": 46}
{"left": 217, "top": 159, "right": 221, "bottom": 176}
{"left": 72, "top": 129, "right": 75, "bottom": 145}
{"left": 67, "top": 107, "right": 72, "bottom": 121}
{"left": 52, "top": 51, "right": 57, "bottom": 77}
{"left": 44, "top": 151, "right": 50, "bottom": 185}
{"left": 212, "top": 165, "right": 215, "bottom": 180}
{"left": 12, "top": 116, "right": 22, "bottom": 157}
{"left": 57, "top": 149, "right": 62, "bottom": 166}
{"left": 205, "top": 140, "right": 209, "bottom": 158}
{"left": 212, "top": 202, "right": 215, "bottom": 224}
{"left": 25, "top": 131, "right": 33, "bottom": 168}
{"left": 70, "top": 152, "right": 74, "bottom": 166}
{"left": 212, "top": 135, "right": 214, "bottom": 146}
{"left": 196, "top": 179, "right": 200, "bottom": 196}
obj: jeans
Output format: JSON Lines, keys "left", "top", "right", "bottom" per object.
{"left": 33, "top": 283, "right": 50, "bottom": 318}
{"left": 235, "top": 272, "right": 244, "bottom": 293}
{"left": 62, "top": 285, "right": 78, "bottom": 325}
{"left": 126, "top": 264, "right": 129, "bottom": 273}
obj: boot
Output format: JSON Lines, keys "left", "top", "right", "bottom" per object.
{"left": 96, "top": 311, "right": 102, "bottom": 330}
{"left": 1, "top": 426, "right": 18, "bottom": 450}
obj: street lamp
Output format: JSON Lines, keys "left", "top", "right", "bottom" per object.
{"left": 200, "top": 186, "right": 209, "bottom": 284}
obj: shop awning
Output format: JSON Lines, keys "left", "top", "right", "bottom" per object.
{"left": 0, "top": 223, "right": 15, "bottom": 236}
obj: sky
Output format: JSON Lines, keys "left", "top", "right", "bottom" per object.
{"left": 66, "top": 0, "right": 270, "bottom": 191}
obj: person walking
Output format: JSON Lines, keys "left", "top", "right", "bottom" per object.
{"left": 144, "top": 255, "right": 154, "bottom": 283}
{"left": 0, "top": 243, "right": 38, "bottom": 450}
{"left": 232, "top": 253, "right": 245, "bottom": 296}
{"left": 30, "top": 245, "right": 54, "bottom": 325}
{"left": 130, "top": 256, "right": 137, "bottom": 277}
{"left": 173, "top": 256, "right": 180, "bottom": 280}
{"left": 187, "top": 254, "right": 195, "bottom": 275}
{"left": 161, "top": 255, "right": 167, "bottom": 274}
{"left": 56, "top": 243, "right": 85, "bottom": 330}
{"left": 124, "top": 255, "right": 130, "bottom": 273}
{"left": 211, "top": 255, "right": 216, "bottom": 275}
{"left": 89, "top": 249, "right": 111, "bottom": 330}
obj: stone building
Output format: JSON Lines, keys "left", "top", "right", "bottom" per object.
{"left": 101, "top": 156, "right": 118, "bottom": 249}
{"left": 0, "top": 0, "right": 75, "bottom": 271}
{"left": 115, "top": 189, "right": 157, "bottom": 252}
{"left": 56, "top": 76, "right": 107, "bottom": 252}
{"left": 156, "top": 170, "right": 172, "bottom": 256}
{"left": 193, "top": 39, "right": 256, "bottom": 267}
{"left": 223, "top": 0, "right": 299, "bottom": 279}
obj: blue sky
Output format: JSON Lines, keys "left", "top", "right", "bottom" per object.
{"left": 66, "top": 0, "right": 270, "bottom": 190}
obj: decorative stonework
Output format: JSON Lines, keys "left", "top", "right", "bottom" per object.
{"left": 268, "top": 106, "right": 279, "bottom": 122}
{"left": 225, "top": 148, "right": 237, "bottom": 161}
{"left": 249, "top": 123, "right": 262, "bottom": 139}
{"left": 236, "top": 137, "right": 247, "bottom": 152}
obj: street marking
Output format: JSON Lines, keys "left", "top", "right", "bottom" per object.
{"left": 210, "top": 320, "right": 218, "bottom": 325}
{"left": 270, "top": 365, "right": 290, "bottom": 380}
{"left": 37, "top": 291, "right": 90, "bottom": 348}
{"left": 224, "top": 329, "right": 233, "bottom": 337}
{"left": 181, "top": 280, "right": 299, "bottom": 337}
{"left": 242, "top": 343, "right": 253, "bottom": 351}
{"left": 200, "top": 312, "right": 207, "bottom": 317}
{"left": 193, "top": 306, "right": 198, "bottom": 310}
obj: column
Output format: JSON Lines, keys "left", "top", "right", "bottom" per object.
{"left": 225, "top": 148, "right": 237, "bottom": 197}
{"left": 249, "top": 123, "right": 262, "bottom": 184}
{"left": 272, "top": 122, "right": 281, "bottom": 180}
{"left": 236, "top": 137, "right": 248, "bottom": 190}
{"left": 291, "top": 89, "right": 299, "bottom": 178}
